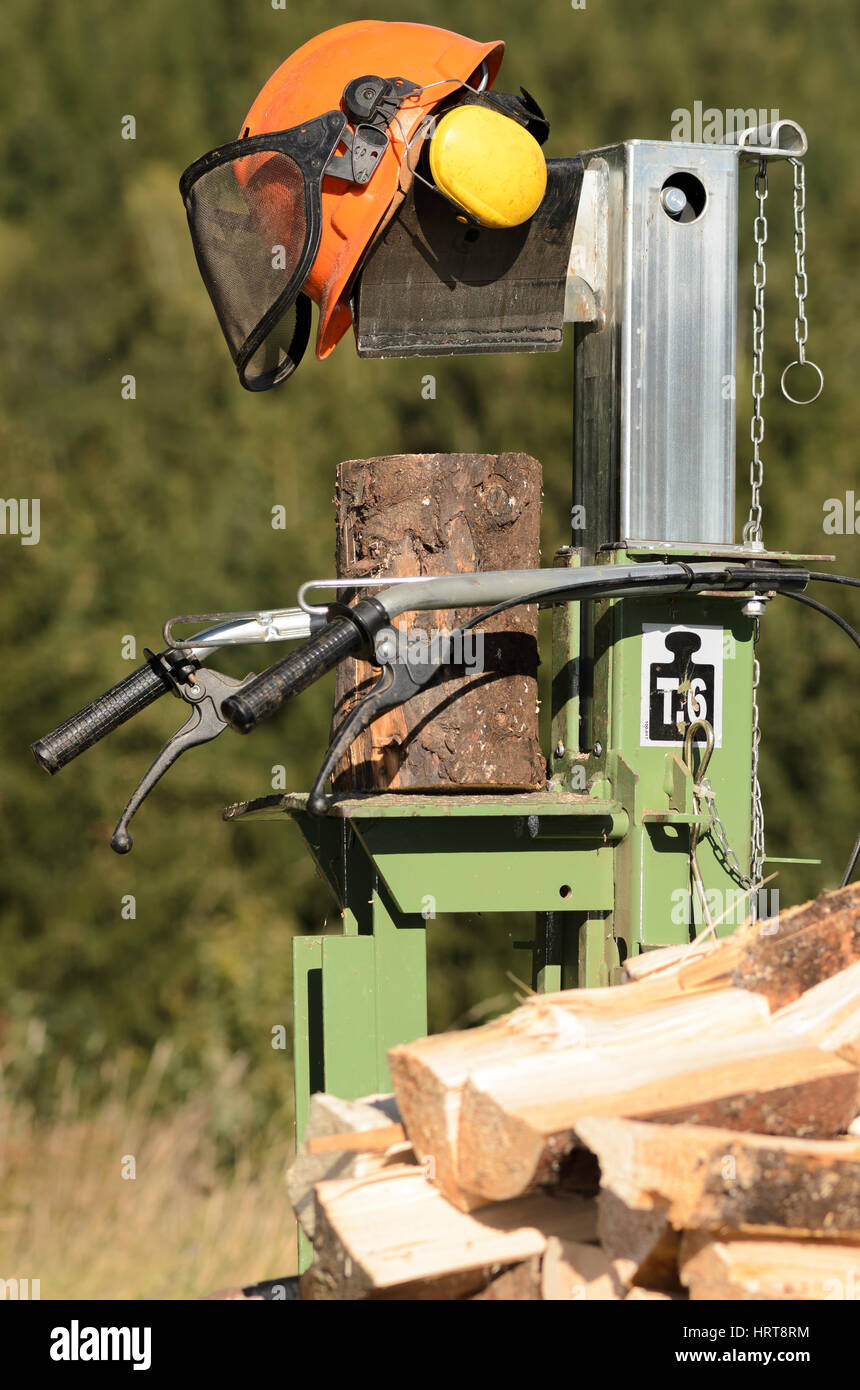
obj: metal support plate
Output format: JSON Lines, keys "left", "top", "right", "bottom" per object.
{"left": 353, "top": 158, "right": 582, "bottom": 357}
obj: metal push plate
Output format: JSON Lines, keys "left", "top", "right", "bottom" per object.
{"left": 353, "top": 158, "right": 582, "bottom": 357}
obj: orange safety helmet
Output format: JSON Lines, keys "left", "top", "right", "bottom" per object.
{"left": 180, "top": 23, "right": 552, "bottom": 392}
{"left": 244, "top": 22, "right": 505, "bottom": 360}
{"left": 180, "top": 21, "right": 503, "bottom": 390}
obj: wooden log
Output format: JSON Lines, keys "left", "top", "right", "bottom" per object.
{"left": 391, "top": 986, "right": 774, "bottom": 1207}
{"left": 596, "top": 1190, "right": 680, "bottom": 1292}
{"left": 332, "top": 452, "right": 544, "bottom": 793}
{"left": 541, "top": 1239, "right": 625, "bottom": 1300}
{"left": 576, "top": 1117, "right": 860, "bottom": 1239}
{"left": 624, "top": 935, "right": 740, "bottom": 986}
{"left": 650, "top": 1074, "right": 860, "bottom": 1138}
{"left": 523, "top": 958, "right": 737, "bottom": 1011}
{"left": 286, "top": 1092, "right": 404, "bottom": 1241}
{"left": 625, "top": 1287, "right": 683, "bottom": 1301}
{"left": 680, "top": 1233, "right": 860, "bottom": 1301}
{"left": 455, "top": 1031, "right": 856, "bottom": 1204}
{"left": 624, "top": 884, "right": 860, "bottom": 1006}
{"left": 306, "top": 1124, "right": 407, "bottom": 1156}
{"left": 771, "top": 957, "right": 860, "bottom": 1065}
{"left": 388, "top": 1014, "right": 515, "bottom": 1209}
{"left": 308, "top": 1165, "right": 597, "bottom": 1300}
{"left": 732, "top": 882, "right": 860, "bottom": 1008}
{"left": 469, "top": 1258, "right": 542, "bottom": 1300}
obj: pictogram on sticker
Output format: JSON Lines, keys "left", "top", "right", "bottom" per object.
{"left": 640, "top": 624, "right": 723, "bottom": 747}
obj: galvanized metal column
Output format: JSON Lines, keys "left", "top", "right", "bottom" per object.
{"left": 571, "top": 141, "right": 739, "bottom": 556}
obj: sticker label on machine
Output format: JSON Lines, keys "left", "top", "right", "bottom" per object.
{"left": 640, "top": 624, "right": 723, "bottom": 747}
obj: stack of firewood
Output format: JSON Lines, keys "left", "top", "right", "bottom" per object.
{"left": 289, "top": 885, "right": 860, "bottom": 1300}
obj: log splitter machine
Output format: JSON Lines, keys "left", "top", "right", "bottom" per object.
{"left": 33, "top": 24, "right": 858, "bottom": 1213}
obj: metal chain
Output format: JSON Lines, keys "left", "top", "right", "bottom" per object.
{"left": 694, "top": 630, "right": 766, "bottom": 896}
{"left": 685, "top": 700, "right": 758, "bottom": 900}
{"left": 781, "top": 159, "right": 824, "bottom": 404}
{"left": 742, "top": 159, "right": 768, "bottom": 546}
{"left": 696, "top": 777, "right": 754, "bottom": 893}
{"left": 680, "top": 650, "right": 765, "bottom": 898}
{"left": 749, "top": 620, "right": 766, "bottom": 886}
{"left": 791, "top": 159, "right": 808, "bottom": 364}
{"left": 739, "top": 161, "right": 770, "bottom": 884}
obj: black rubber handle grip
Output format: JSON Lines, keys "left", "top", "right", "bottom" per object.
{"left": 224, "top": 609, "right": 374, "bottom": 734}
{"left": 32, "top": 651, "right": 180, "bottom": 774}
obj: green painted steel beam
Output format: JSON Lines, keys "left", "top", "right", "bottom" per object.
{"left": 358, "top": 833, "right": 615, "bottom": 915}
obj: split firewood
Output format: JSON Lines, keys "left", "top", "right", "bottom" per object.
{"left": 469, "top": 1258, "right": 543, "bottom": 1300}
{"left": 295, "top": 888, "right": 860, "bottom": 1300}
{"left": 770, "top": 956, "right": 860, "bottom": 1066}
{"left": 625, "top": 1287, "right": 682, "bottom": 1301}
{"left": 308, "top": 1166, "right": 597, "bottom": 1300}
{"left": 575, "top": 1117, "right": 860, "bottom": 1240}
{"left": 286, "top": 1093, "right": 405, "bottom": 1241}
{"left": 455, "top": 1026, "right": 856, "bottom": 1204}
{"left": 622, "top": 883, "right": 860, "bottom": 1005}
{"left": 390, "top": 985, "right": 772, "bottom": 1208}
{"left": 680, "top": 1232, "right": 860, "bottom": 1301}
{"left": 306, "top": 1124, "right": 407, "bottom": 1156}
{"left": 596, "top": 1189, "right": 680, "bottom": 1292}
{"left": 731, "top": 882, "right": 860, "bottom": 1009}
{"left": 649, "top": 1073, "right": 860, "bottom": 1138}
{"left": 524, "top": 951, "right": 740, "bottom": 1010}
{"left": 541, "top": 1238, "right": 626, "bottom": 1300}
{"left": 623, "top": 934, "right": 741, "bottom": 987}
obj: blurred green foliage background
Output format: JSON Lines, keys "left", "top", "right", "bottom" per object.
{"left": 1, "top": 0, "right": 857, "bottom": 1144}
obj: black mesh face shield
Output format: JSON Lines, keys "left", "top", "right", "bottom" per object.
{"left": 179, "top": 110, "right": 346, "bottom": 391}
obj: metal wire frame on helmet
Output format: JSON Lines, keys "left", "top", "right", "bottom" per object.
{"left": 387, "top": 70, "right": 550, "bottom": 226}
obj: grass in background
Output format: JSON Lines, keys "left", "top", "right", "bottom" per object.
{"left": 0, "top": 1044, "right": 297, "bottom": 1300}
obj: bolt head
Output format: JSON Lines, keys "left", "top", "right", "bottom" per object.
{"left": 742, "top": 597, "right": 768, "bottom": 618}
{"left": 661, "top": 186, "right": 687, "bottom": 216}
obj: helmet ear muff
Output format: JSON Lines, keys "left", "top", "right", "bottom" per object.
{"left": 426, "top": 102, "right": 548, "bottom": 230}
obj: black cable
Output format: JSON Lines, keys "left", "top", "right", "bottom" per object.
{"left": 777, "top": 589, "right": 860, "bottom": 888}
{"left": 807, "top": 571, "right": 860, "bottom": 590}
{"left": 457, "top": 574, "right": 860, "bottom": 888}
{"left": 778, "top": 588, "right": 860, "bottom": 651}
{"left": 456, "top": 564, "right": 806, "bottom": 634}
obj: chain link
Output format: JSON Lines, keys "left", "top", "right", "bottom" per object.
{"left": 740, "top": 161, "right": 769, "bottom": 882}
{"left": 781, "top": 159, "right": 823, "bottom": 404}
{"left": 695, "top": 777, "right": 754, "bottom": 893}
{"left": 749, "top": 621, "right": 766, "bottom": 886}
{"left": 684, "top": 705, "right": 758, "bottom": 909}
{"left": 742, "top": 159, "right": 768, "bottom": 546}
{"left": 687, "top": 648, "right": 765, "bottom": 897}
{"left": 790, "top": 158, "right": 808, "bottom": 364}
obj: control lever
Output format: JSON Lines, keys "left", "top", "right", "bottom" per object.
{"left": 306, "top": 640, "right": 447, "bottom": 817}
{"left": 111, "top": 666, "right": 255, "bottom": 854}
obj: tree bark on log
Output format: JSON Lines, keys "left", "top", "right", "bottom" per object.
{"left": 331, "top": 453, "right": 545, "bottom": 793}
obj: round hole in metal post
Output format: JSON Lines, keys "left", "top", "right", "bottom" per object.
{"left": 660, "top": 172, "right": 707, "bottom": 223}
